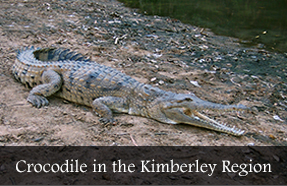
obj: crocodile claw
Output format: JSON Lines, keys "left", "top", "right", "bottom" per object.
{"left": 99, "top": 117, "right": 116, "bottom": 124}
{"left": 27, "top": 94, "right": 49, "bottom": 108}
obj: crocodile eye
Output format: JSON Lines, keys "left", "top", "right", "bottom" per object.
{"left": 183, "top": 108, "right": 192, "bottom": 116}
{"left": 176, "top": 97, "right": 193, "bottom": 103}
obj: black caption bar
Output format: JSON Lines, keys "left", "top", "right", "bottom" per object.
{"left": 0, "top": 146, "right": 286, "bottom": 185}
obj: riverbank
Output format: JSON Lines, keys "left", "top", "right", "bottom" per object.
{"left": 0, "top": 0, "right": 286, "bottom": 146}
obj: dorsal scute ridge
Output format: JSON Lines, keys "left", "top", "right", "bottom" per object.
{"left": 32, "top": 47, "right": 91, "bottom": 62}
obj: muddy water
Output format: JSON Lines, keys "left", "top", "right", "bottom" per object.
{"left": 119, "top": 0, "right": 287, "bottom": 53}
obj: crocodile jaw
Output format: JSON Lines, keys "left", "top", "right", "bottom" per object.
{"left": 161, "top": 107, "right": 245, "bottom": 136}
{"left": 187, "top": 109, "right": 245, "bottom": 136}
{"left": 154, "top": 93, "right": 248, "bottom": 136}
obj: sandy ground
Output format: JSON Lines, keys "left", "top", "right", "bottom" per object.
{"left": 0, "top": 0, "right": 286, "bottom": 146}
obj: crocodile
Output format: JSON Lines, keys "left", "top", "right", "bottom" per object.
{"left": 12, "top": 47, "right": 248, "bottom": 136}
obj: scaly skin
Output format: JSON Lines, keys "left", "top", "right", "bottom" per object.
{"left": 12, "top": 47, "right": 248, "bottom": 136}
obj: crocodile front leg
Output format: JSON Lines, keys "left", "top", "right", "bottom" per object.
{"left": 92, "top": 96, "right": 128, "bottom": 124}
{"left": 27, "top": 70, "right": 62, "bottom": 108}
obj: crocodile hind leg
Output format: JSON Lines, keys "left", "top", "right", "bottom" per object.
{"left": 27, "top": 70, "right": 62, "bottom": 108}
{"left": 92, "top": 96, "right": 128, "bottom": 124}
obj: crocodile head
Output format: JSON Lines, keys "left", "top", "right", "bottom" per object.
{"left": 151, "top": 93, "right": 248, "bottom": 136}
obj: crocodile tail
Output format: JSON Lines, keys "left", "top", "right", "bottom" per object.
{"left": 32, "top": 48, "right": 91, "bottom": 62}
